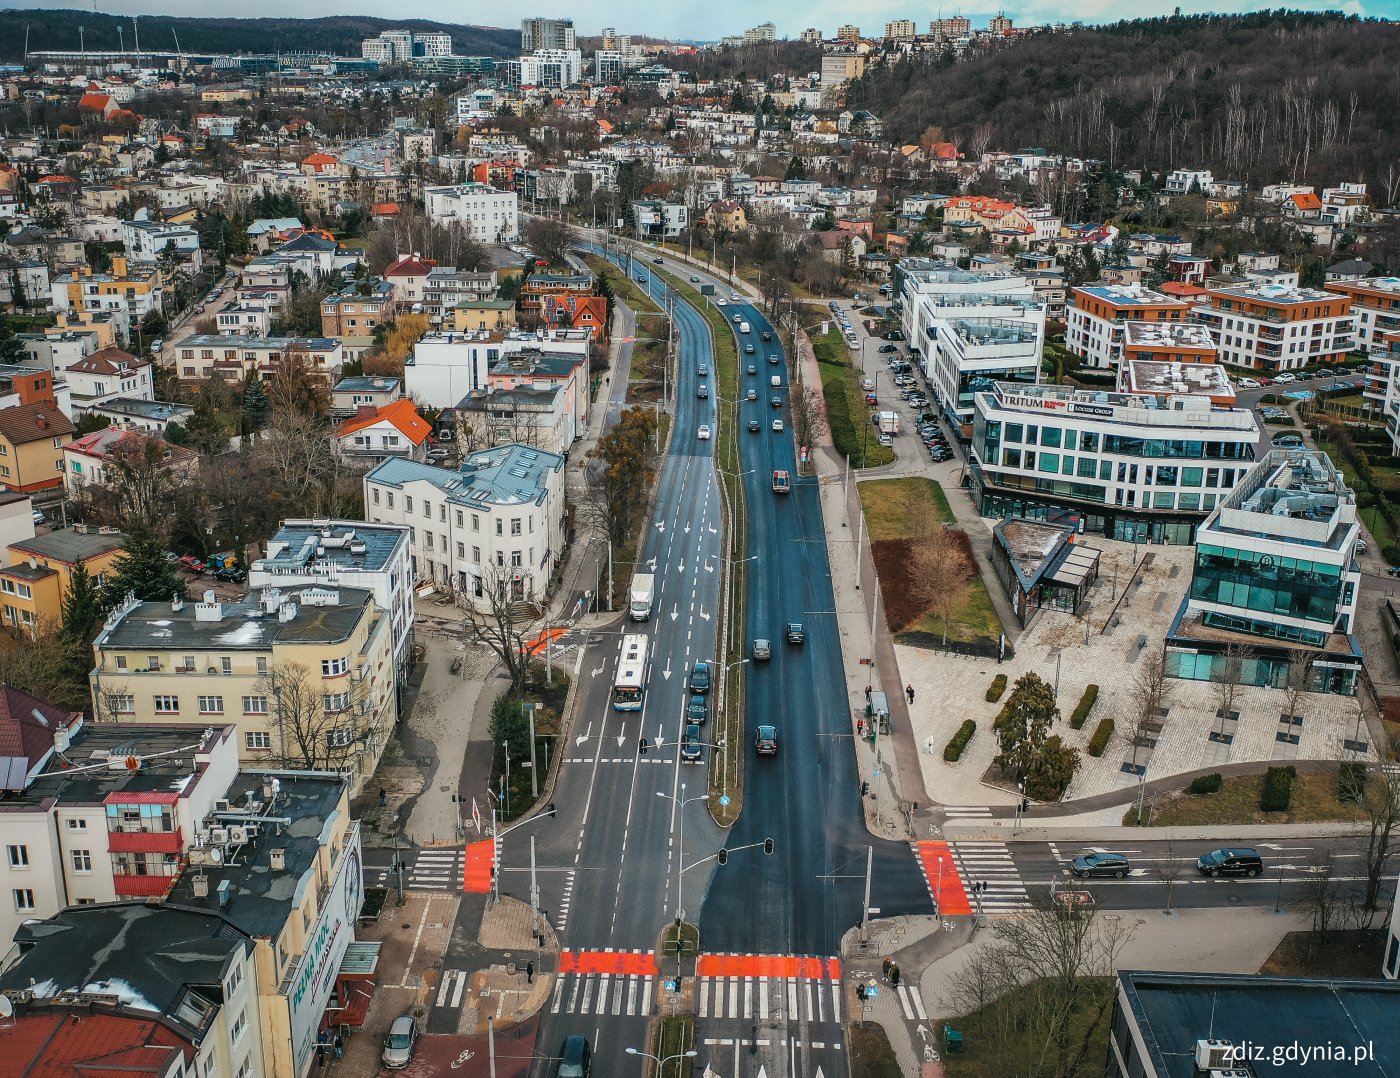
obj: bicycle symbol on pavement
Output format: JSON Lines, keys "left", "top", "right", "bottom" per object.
{"left": 451, "top": 1049, "right": 476, "bottom": 1069}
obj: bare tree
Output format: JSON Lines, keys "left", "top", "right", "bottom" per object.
{"left": 456, "top": 562, "right": 533, "bottom": 696}
{"left": 1357, "top": 764, "right": 1400, "bottom": 919}
{"left": 1156, "top": 840, "right": 1185, "bottom": 914}
{"left": 1212, "top": 642, "right": 1254, "bottom": 738}
{"left": 1128, "top": 646, "right": 1171, "bottom": 771}
{"left": 788, "top": 384, "right": 827, "bottom": 454}
{"left": 260, "top": 660, "right": 363, "bottom": 772}
{"left": 1281, "top": 647, "right": 1314, "bottom": 730}
{"left": 92, "top": 678, "right": 134, "bottom": 725}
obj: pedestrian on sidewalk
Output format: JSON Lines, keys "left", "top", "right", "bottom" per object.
{"left": 890, "top": 964, "right": 901, "bottom": 987}
{"left": 857, "top": 717, "right": 864, "bottom": 737}
{"left": 906, "top": 684, "right": 915, "bottom": 704}
{"left": 333, "top": 1034, "right": 343, "bottom": 1060}
{"left": 881, "top": 956, "right": 892, "bottom": 978}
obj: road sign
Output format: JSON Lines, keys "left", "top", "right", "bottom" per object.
{"left": 718, "top": 794, "right": 731, "bottom": 807}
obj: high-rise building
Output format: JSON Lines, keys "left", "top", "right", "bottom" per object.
{"left": 801, "top": 27, "right": 824, "bottom": 44}
{"left": 931, "top": 16, "right": 971, "bottom": 36}
{"left": 836, "top": 24, "right": 862, "bottom": 43}
{"left": 885, "top": 20, "right": 917, "bottom": 40}
{"left": 989, "top": 13, "right": 1014, "bottom": 33}
{"left": 744, "top": 22, "right": 777, "bottom": 44}
{"left": 360, "top": 29, "right": 453, "bottom": 63}
{"left": 520, "top": 16, "right": 576, "bottom": 52}
{"left": 499, "top": 48, "right": 584, "bottom": 90}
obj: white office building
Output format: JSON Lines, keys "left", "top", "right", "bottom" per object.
{"left": 971, "top": 370, "right": 1259, "bottom": 545}
{"left": 898, "top": 261, "right": 1046, "bottom": 429}
{"left": 500, "top": 49, "right": 583, "bottom": 89}
{"left": 363, "top": 444, "right": 565, "bottom": 609}
{"left": 424, "top": 183, "right": 519, "bottom": 243}
{"left": 406, "top": 329, "right": 591, "bottom": 409}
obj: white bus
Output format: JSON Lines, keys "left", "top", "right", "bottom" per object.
{"left": 613, "top": 633, "right": 651, "bottom": 711}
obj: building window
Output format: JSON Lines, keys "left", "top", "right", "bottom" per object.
{"left": 197, "top": 695, "right": 224, "bottom": 714}
{"left": 511, "top": 518, "right": 522, "bottom": 535}
{"left": 257, "top": 657, "right": 268, "bottom": 675}
{"left": 71, "top": 849, "right": 92, "bottom": 873}
{"left": 111, "top": 694, "right": 135, "bottom": 714}
{"left": 115, "top": 655, "right": 127, "bottom": 671}
{"left": 13, "top": 889, "right": 34, "bottom": 911}
{"left": 457, "top": 543, "right": 465, "bottom": 559}
{"left": 372, "top": 487, "right": 381, "bottom": 505}
{"left": 322, "top": 656, "right": 349, "bottom": 677}
{"left": 153, "top": 695, "right": 179, "bottom": 713}
{"left": 243, "top": 695, "right": 269, "bottom": 714}
{"left": 405, "top": 496, "right": 414, "bottom": 513}
{"left": 221, "top": 656, "right": 232, "bottom": 675}
{"left": 245, "top": 731, "right": 272, "bottom": 751}
{"left": 66, "top": 818, "right": 87, "bottom": 831}
{"left": 7, "top": 844, "right": 28, "bottom": 868}
{"left": 327, "top": 726, "right": 354, "bottom": 748}
{"left": 231, "top": 1007, "right": 248, "bottom": 1045}
{"left": 496, "top": 519, "right": 503, "bottom": 535}
{"left": 226, "top": 963, "right": 243, "bottom": 996}
{"left": 472, "top": 515, "right": 479, "bottom": 531}
{"left": 323, "top": 691, "right": 352, "bottom": 712}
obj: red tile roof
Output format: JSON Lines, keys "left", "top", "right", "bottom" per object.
{"left": 0, "top": 686, "right": 79, "bottom": 791}
{"left": 7, "top": 1010, "right": 191, "bottom": 1077}
{"left": 78, "top": 93, "right": 113, "bottom": 112}
{"left": 385, "top": 255, "right": 438, "bottom": 278}
{"left": 1290, "top": 192, "right": 1322, "bottom": 211}
{"left": 0, "top": 401, "right": 77, "bottom": 446}
{"left": 337, "top": 399, "right": 433, "bottom": 445}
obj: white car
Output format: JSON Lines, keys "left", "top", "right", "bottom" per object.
{"left": 716, "top": 298, "right": 727, "bottom": 306}
{"left": 1237, "top": 378, "right": 1260, "bottom": 389}
{"left": 697, "top": 424, "right": 711, "bottom": 440}
{"left": 772, "top": 419, "right": 784, "bottom": 433}
{"left": 1274, "top": 373, "right": 1297, "bottom": 384}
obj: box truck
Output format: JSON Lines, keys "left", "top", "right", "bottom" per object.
{"left": 874, "top": 411, "right": 900, "bottom": 435}
{"left": 629, "top": 573, "right": 655, "bottom": 621}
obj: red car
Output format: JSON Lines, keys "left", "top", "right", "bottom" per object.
{"left": 178, "top": 554, "right": 207, "bottom": 574}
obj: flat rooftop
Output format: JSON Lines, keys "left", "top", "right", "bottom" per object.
{"left": 253, "top": 520, "right": 406, "bottom": 577}
{"left": 11, "top": 526, "right": 125, "bottom": 563}
{"left": 1118, "top": 970, "right": 1400, "bottom": 1077}
{"left": 1210, "top": 282, "right": 1342, "bottom": 304}
{"left": 1123, "top": 321, "right": 1217, "bottom": 350}
{"left": 1122, "top": 361, "right": 1234, "bottom": 399}
{"left": 164, "top": 770, "right": 345, "bottom": 940}
{"left": 1076, "top": 284, "right": 1186, "bottom": 306}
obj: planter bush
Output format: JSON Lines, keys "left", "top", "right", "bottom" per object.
{"left": 986, "top": 674, "right": 1008, "bottom": 703}
{"left": 944, "top": 719, "right": 976, "bottom": 762}
{"left": 1069, "top": 685, "right": 1099, "bottom": 730}
{"left": 1188, "top": 773, "right": 1223, "bottom": 795}
{"left": 1261, "top": 765, "right": 1298, "bottom": 812}
{"left": 1086, "top": 718, "right": 1114, "bottom": 757}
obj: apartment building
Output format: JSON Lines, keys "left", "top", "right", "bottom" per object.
{"left": 122, "top": 217, "right": 200, "bottom": 263}
{"left": 0, "top": 401, "right": 76, "bottom": 494}
{"left": 631, "top": 199, "right": 689, "bottom": 239}
{"left": 500, "top": 49, "right": 584, "bottom": 89}
{"left": 172, "top": 334, "right": 344, "bottom": 383}
{"left": 1164, "top": 168, "right": 1213, "bottom": 195}
{"left": 51, "top": 257, "right": 164, "bottom": 326}
{"left": 1120, "top": 320, "right": 1218, "bottom": 365}
{"left": 91, "top": 583, "right": 396, "bottom": 792}
{"left": 970, "top": 370, "right": 1259, "bottom": 545}
{"left": 884, "top": 19, "right": 917, "bottom": 38}
{"left": 364, "top": 443, "right": 565, "bottom": 608}
{"left": 520, "top": 16, "right": 576, "bottom": 51}
{"left": 423, "top": 266, "right": 497, "bottom": 324}
{"left": 423, "top": 182, "right": 519, "bottom": 243}
{"left": 1194, "top": 282, "right": 1353, "bottom": 372}
{"left": 1066, "top": 284, "right": 1192, "bottom": 369}
{"left": 1168, "top": 449, "right": 1362, "bottom": 695}
{"left": 1325, "top": 275, "right": 1400, "bottom": 354}
{"left": 0, "top": 526, "right": 126, "bottom": 634}
{"left": 319, "top": 278, "right": 396, "bottom": 344}
{"left": 899, "top": 261, "right": 1046, "bottom": 429}
{"left": 248, "top": 519, "right": 415, "bottom": 706}
{"left": 406, "top": 329, "right": 590, "bottom": 409}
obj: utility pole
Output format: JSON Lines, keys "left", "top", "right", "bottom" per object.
{"left": 859, "top": 845, "right": 873, "bottom": 943}
{"left": 528, "top": 705, "right": 538, "bottom": 798}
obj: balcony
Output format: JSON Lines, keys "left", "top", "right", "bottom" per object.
{"left": 113, "top": 873, "right": 179, "bottom": 898}
{"left": 108, "top": 826, "right": 183, "bottom": 854}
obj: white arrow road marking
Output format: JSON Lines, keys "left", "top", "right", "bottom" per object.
{"left": 670, "top": 604, "right": 680, "bottom": 622}
{"left": 678, "top": 559, "right": 686, "bottom": 573}
{"left": 647, "top": 557, "right": 658, "bottom": 571}
{"left": 616, "top": 734, "right": 626, "bottom": 747}
{"left": 703, "top": 558, "right": 715, "bottom": 573}
{"left": 591, "top": 664, "right": 605, "bottom": 679}
{"left": 707, "top": 523, "right": 718, "bottom": 534}
{"left": 698, "top": 607, "right": 711, "bottom": 622}
{"left": 575, "top": 722, "right": 593, "bottom": 747}
{"left": 655, "top": 521, "right": 665, "bottom": 533}
{"left": 684, "top": 522, "right": 692, "bottom": 534}
{"left": 916, "top": 1025, "right": 931, "bottom": 1042}
{"left": 662, "top": 659, "right": 673, "bottom": 680}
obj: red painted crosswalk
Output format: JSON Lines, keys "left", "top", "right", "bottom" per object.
{"left": 914, "top": 841, "right": 972, "bottom": 915}
{"left": 559, "top": 950, "right": 660, "bottom": 975}
{"left": 696, "top": 954, "right": 841, "bottom": 980}
{"left": 462, "top": 840, "right": 494, "bottom": 893}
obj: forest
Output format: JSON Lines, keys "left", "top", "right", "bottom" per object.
{"left": 0, "top": 10, "right": 520, "bottom": 61}
{"left": 845, "top": 12, "right": 1400, "bottom": 199}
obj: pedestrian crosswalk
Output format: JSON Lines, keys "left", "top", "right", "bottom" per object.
{"left": 943, "top": 805, "right": 994, "bottom": 820}
{"left": 696, "top": 974, "right": 843, "bottom": 1026}
{"left": 435, "top": 969, "right": 472, "bottom": 1010}
{"left": 894, "top": 984, "right": 929, "bottom": 1022}
{"left": 951, "top": 840, "right": 1032, "bottom": 912}
{"left": 408, "top": 847, "right": 465, "bottom": 891}
{"left": 549, "top": 971, "right": 655, "bottom": 1017}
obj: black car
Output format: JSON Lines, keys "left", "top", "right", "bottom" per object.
{"left": 1197, "top": 848, "right": 1262, "bottom": 877}
{"left": 761, "top": 331, "right": 773, "bottom": 342}
{"left": 879, "top": 343, "right": 897, "bottom": 353}
{"left": 557, "top": 1035, "right": 592, "bottom": 1077}
{"left": 1070, "top": 852, "right": 1131, "bottom": 878}
{"left": 688, "top": 660, "right": 712, "bottom": 694}
{"left": 786, "top": 622, "right": 805, "bottom": 644}
{"left": 213, "top": 566, "right": 247, "bottom": 584}
{"left": 748, "top": 419, "right": 760, "bottom": 432}
{"left": 686, "top": 694, "right": 708, "bottom": 724}
{"left": 771, "top": 396, "right": 782, "bottom": 408}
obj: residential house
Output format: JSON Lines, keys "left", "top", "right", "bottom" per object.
{"left": 63, "top": 345, "right": 152, "bottom": 411}
{"left": 383, "top": 253, "right": 438, "bottom": 312}
{"left": 331, "top": 375, "right": 404, "bottom": 420}
{"left": 452, "top": 299, "right": 518, "bottom": 333}
{"left": 1163, "top": 168, "right": 1212, "bottom": 196}
{"left": 630, "top": 199, "right": 688, "bottom": 239}
{"left": 0, "top": 401, "right": 76, "bottom": 493}
{"left": 64, "top": 427, "right": 197, "bottom": 502}
{"left": 172, "top": 334, "right": 344, "bottom": 384}
{"left": 423, "top": 267, "right": 497, "bottom": 325}
{"left": 122, "top": 215, "right": 200, "bottom": 263}
{"left": 1195, "top": 283, "right": 1353, "bottom": 372}
{"left": 337, "top": 400, "right": 433, "bottom": 467}
{"left": 84, "top": 397, "right": 194, "bottom": 435}
{"left": 704, "top": 199, "right": 749, "bottom": 232}
{"left": 0, "top": 526, "right": 126, "bottom": 634}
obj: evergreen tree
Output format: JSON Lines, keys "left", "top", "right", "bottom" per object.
{"left": 1082, "top": 246, "right": 1103, "bottom": 283}
{"left": 242, "top": 375, "right": 269, "bottom": 435}
{"left": 105, "top": 516, "right": 184, "bottom": 605}
{"left": 60, "top": 562, "right": 105, "bottom": 643}
{"left": 183, "top": 396, "right": 231, "bottom": 456}
{"left": 784, "top": 155, "right": 806, "bottom": 181}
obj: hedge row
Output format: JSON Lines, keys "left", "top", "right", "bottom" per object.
{"left": 944, "top": 720, "right": 977, "bottom": 762}
{"left": 986, "top": 674, "right": 1008, "bottom": 703}
{"left": 1086, "top": 718, "right": 1114, "bottom": 757}
{"left": 1188, "top": 773, "right": 1223, "bottom": 795}
{"left": 1261, "top": 765, "right": 1298, "bottom": 812}
{"left": 1069, "top": 685, "right": 1099, "bottom": 730}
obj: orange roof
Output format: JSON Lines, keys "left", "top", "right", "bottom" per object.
{"left": 38, "top": 174, "right": 76, "bottom": 184}
{"left": 385, "top": 254, "right": 437, "bottom": 277}
{"left": 302, "top": 152, "right": 339, "bottom": 165}
{"left": 1160, "top": 282, "right": 1208, "bottom": 297}
{"left": 338, "top": 400, "right": 432, "bottom": 445}
{"left": 77, "top": 93, "right": 112, "bottom": 111}
{"left": 596, "top": 119, "right": 614, "bottom": 133}
{"left": 370, "top": 202, "right": 400, "bottom": 216}
{"left": 1290, "top": 192, "right": 1322, "bottom": 211}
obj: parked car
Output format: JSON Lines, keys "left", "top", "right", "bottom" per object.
{"left": 686, "top": 694, "right": 708, "bottom": 724}
{"left": 879, "top": 343, "right": 897, "bottom": 353}
{"left": 1356, "top": 538, "right": 1368, "bottom": 554}
{"left": 1070, "top": 852, "right": 1131, "bottom": 879}
{"left": 1275, "top": 372, "right": 1297, "bottom": 384}
{"left": 382, "top": 1015, "right": 418, "bottom": 1069}
{"left": 425, "top": 447, "right": 451, "bottom": 461}
{"left": 31, "top": 508, "right": 44, "bottom": 525}
{"left": 178, "top": 554, "right": 207, "bottom": 574}
{"left": 688, "top": 660, "right": 712, "bottom": 694}
{"left": 150, "top": 337, "right": 164, "bottom": 352}
{"left": 1237, "top": 377, "right": 1260, "bottom": 389}
{"left": 681, "top": 724, "right": 703, "bottom": 762}
{"left": 1197, "top": 848, "right": 1263, "bottom": 877}
{"left": 213, "top": 566, "right": 246, "bottom": 584}
{"left": 878, "top": 433, "right": 894, "bottom": 447}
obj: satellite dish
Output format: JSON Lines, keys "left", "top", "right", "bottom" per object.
{"left": 208, "top": 847, "right": 223, "bottom": 864}
{"left": 0, "top": 996, "right": 13, "bottom": 1018}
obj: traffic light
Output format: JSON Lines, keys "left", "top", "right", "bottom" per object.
{"left": 763, "top": 837, "right": 774, "bottom": 856}
{"left": 1020, "top": 798, "right": 1030, "bottom": 813}
{"left": 717, "top": 848, "right": 728, "bottom": 865}
{"left": 861, "top": 781, "right": 870, "bottom": 796}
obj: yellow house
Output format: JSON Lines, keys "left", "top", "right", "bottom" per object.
{"left": 0, "top": 527, "right": 125, "bottom": 635}
{"left": 0, "top": 401, "right": 77, "bottom": 493}
{"left": 451, "top": 298, "right": 518, "bottom": 332}
{"left": 91, "top": 582, "right": 396, "bottom": 795}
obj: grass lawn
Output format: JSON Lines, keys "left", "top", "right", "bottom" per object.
{"left": 1260, "top": 929, "right": 1387, "bottom": 979}
{"left": 943, "top": 976, "right": 1114, "bottom": 1078}
{"left": 654, "top": 1015, "right": 695, "bottom": 1078}
{"left": 1125, "top": 768, "right": 1367, "bottom": 827}
{"left": 850, "top": 1022, "right": 902, "bottom": 1078}
{"left": 812, "top": 324, "right": 895, "bottom": 468}
{"left": 858, "top": 477, "right": 1003, "bottom": 648}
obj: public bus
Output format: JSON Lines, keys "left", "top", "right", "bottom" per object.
{"left": 613, "top": 633, "right": 651, "bottom": 711}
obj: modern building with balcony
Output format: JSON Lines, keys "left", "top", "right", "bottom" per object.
{"left": 1066, "top": 284, "right": 1192, "bottom": 370}
{"left": 1194, "top": 282, "right": 1353, "bottom": 372}
{"left": 1325, "top": 275, "right": 1400, "bottom": 354}
{"left": 898, "top": 261, "right": 1046, "bottom": 431}
{"left": 1167, "top": 449, "right": 1362, "bottom": 694}
{"left": 970, "top": 373, "right": 1259, "bottom": 544}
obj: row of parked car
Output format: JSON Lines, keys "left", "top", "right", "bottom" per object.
{"left": 1071, "top": 846, "right": 1264, "bottom": 879}
{"left": 165, "top": 551, "right": 246, "bottom": 584}
{"left": 1236, "top": 362, "right": 1370, "bottom": 390}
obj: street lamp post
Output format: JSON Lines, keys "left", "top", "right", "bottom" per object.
{"left": 717, "top": 655, "right": 750, "bottom": 797}
{"left": 656, "top": 783, "right": 709, "bottom": 925}
{"left": 626, "top": 1047, "right": 698, "bottom": 1078}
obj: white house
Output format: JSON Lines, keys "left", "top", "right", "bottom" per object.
{"left": 122, "top": 216, "right": 200, "bottom": 263}
{"left": 423, "top": 183, "right": 520, "bottom": 243}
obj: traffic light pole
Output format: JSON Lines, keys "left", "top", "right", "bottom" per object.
{"left": 860, "top": 845, "right": 873, "bottom": 944}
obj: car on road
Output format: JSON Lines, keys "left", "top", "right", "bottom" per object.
{"left": 697, "top": 385, "right": 709, "bottom": 399}
{"left": 746, "top": 388, "right": 757, "bottom": 401}
{"left": 771, "top": 396, "right": 782, "bottom": 408}
{"left": 686, "top": 694, "right": 708, "bottom": 724}
{"left": 1237, "top": 378, "right": 1260, "bottom": 389}
{"left": 690, "top": 275, "right": 700, "bottom": 283}
{"left": 772, "top": 418, "right": 784, "bottom": 432}
{"left": 732, "top": 313, "right": 743, "bottom": 324}
{"left": 752, "top": 638, "right": 771, "bottom": 660}
{"left": 556, "top": 1035, "right": 592, "bottom": 1077}
{"left": 1196, "top": 848, "right": 1263, "bottom": 877}
{"left": 688, "top": 660, "right": 712, "bottom": 694}
{"left": 652, "top": 256, "right": 663, "bottom": 263}
{"left": 681, "top": 724, "right": 703, "bottom": 762}
{"left": 382, "top": 1014, "right": 418, "bottom": 1069}
{"left": 769, "top": 354, "right": 779, "bottom": 365}
{"left": 716, "top": 298, "right": 727, "bottom": 306}
{"left": 879, "top": 343, "right": 897, "bottom": 353}
{"left": 747, "top": 364, "right": 757, "bottom": 375}
{"left": 755, "top": 724, "right": 778, "bottom": 755}
{"left": 745, "top": 344, "right": 755, "bottom": 354}
{"left": 698, "top": 364, "right": 709, "bottom": 375}
{"left": 697, "top": 424, "right": 711, "bottom": 440}
{"left": 730, "top": 292, "right": 741, "bottom": 301}
{"left": 761, "top": 331, "right": 772, "bottom": 342}
{"left": 748, "top": 419, "right": 760, "bottom": 432}
{"left": 786, "top": 622, "right": 805, "bottom": 644}
{"left": 150, "top": 338, "right": 164, "bottom": 352}
{"left": 1070, "top": 852, "right": 1130, "bottom": 879}
{"left": 862, "top": 378, "right": 875, "bottom": 390}
{"left": 636, "top": 275, "right": 646, "bottom": 283}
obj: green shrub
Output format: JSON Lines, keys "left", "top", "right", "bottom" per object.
{"left": 1188, "top": 773, "right": 1223, "bottom": 795}
{"left": 944, "top": 720, "right": 976, "bottom": 762}
{"left": 1338, "top": 761, "right": 1368, "bottom": 803}
{"left": 1260, "top": 765, "right": 1298, "bottom": 812}
{"left": 1069, "top": 685, "right": 1099, "bottom": 729}
{"left": 1086, "top": 718, "right": 1114, "bottom": 758}
{"left": 991, "top": 702, "right": 1011, "bottom": 733}
{"left": 986, "top": 674, "right": 1008, "bottom": 703}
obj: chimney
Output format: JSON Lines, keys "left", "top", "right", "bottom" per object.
{"left": 356, "top": 404, "right": 377, "bottom": 419}
{"left": 270, "top": 848, "right": 286, "bottom": 871}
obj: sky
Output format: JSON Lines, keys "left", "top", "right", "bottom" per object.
{"left": 0, "top": 0, "right": 1385, "bottom": 42}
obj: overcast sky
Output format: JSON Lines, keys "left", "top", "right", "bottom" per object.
{"left": 1, "top": 0, "right": 1385, "bottom": 42}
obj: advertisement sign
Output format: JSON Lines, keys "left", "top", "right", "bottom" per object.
{"left": 289, "top": 824, "right": 363, "bottom": 1075}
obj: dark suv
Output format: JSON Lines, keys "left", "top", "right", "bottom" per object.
{"left": 1070, "top": 852, "right": 1130, "bottom": 879}
{"left": 686, "top": 694, "right": 708, "bottom": 725}
{"left": 688, "top": 660, "right": 712, "bottom": 694}
{"left": 1197, "top": 848, "right": 1263, "bottom": 877}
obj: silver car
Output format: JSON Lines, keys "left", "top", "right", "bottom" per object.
{"left": 752, "top": 638, "right": 771, "bottom": 660}
{"left": 382, "top": 1014, "right": 417, "bottom": 1068}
